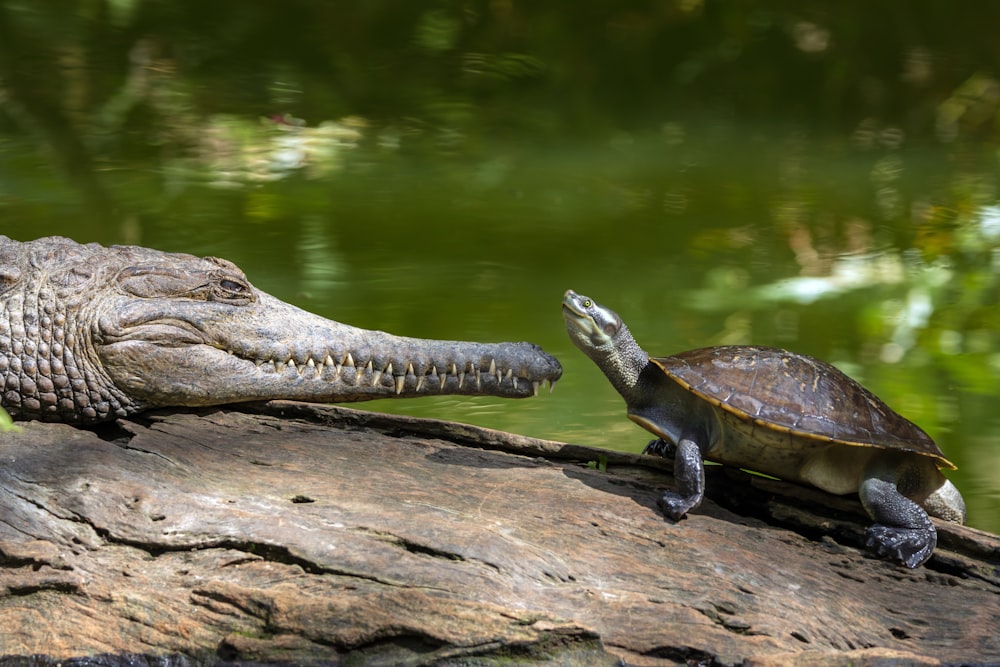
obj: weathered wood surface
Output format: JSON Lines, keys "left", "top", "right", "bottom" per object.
{"left": 1, "top": 401, "right": 998, "bottom": 666}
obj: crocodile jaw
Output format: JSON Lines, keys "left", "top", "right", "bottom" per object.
{"left": 98, "top": 290, "right": 562, "bottom": 409}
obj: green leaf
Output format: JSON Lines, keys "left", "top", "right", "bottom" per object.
{"left": 0, "top": 408, "right": 21, "bottom": 433}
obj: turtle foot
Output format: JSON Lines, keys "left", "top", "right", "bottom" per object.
{"left": 643, "top": 438, "right": 676, "bottom": 458}
{"left": 865, "top": 523, "right": 937, "bottom": 569}
{"left": 657, "top": 491, "right": 699, "bottom": 522}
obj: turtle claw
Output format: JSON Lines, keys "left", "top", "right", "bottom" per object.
{"left": 643, "top": 438, "right": 676, "bottom": 458}
{"left": 657, "top": 491, "right": 700, "bottom": 522}
{"left": 865, "top": 523, "right": 937, "bottom": 569}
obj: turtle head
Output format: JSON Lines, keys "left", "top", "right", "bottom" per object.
{"left": 562, "top": 289, "right": 648, "bottom": 398}
{"left": 561, "top": 289, "right": 623, "bottom": 349}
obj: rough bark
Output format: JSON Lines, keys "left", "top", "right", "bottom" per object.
{"left": 1, "top": 401, "right": 997, "bottom": 666}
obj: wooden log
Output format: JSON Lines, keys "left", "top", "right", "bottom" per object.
{"left": 1, "top": 401, "right": 997, "bottom": 666}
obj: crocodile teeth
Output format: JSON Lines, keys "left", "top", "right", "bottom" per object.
{"left": 458, "top": 371, "right": 465, "bottom": 388}
{"left": 395, "top": 375, "right": 405, "bottom": 394}
{"left": 488, "top": 358, "right": 496, "bottom": 376}
{"left": 325, "top": 355, "right": 341, "bottom": 379}
{"left": 373, "top": 362, "right": 391, "bottom": 388}
{"left": 416, "top": 375, "right": 425, "bottom": 392}
{"left": 532, "top": 381, "right": 540, "bottom": 396}
{"left": 503, "top": 368, "right": 512, "bottom": 384}
{"left": 345, "top": 353, "right": 355, "bottom": 368}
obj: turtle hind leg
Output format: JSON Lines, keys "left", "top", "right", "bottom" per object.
{"left": 655, "top": 437, "right": 705, "bottom": 521}
{"left": 859, "top": 476, "right": 937, "bottom": 568}
{"left": 865, "top": 522, "right": 936, "bottom": 569}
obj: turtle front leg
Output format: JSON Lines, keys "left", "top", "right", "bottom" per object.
{"left": 646, "top": 437, "right": 705, "bottom": 521}
{"left": 859, "top": 476, "right": 937, "bottom": 569}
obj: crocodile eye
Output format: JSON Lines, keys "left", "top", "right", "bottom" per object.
{"left": 213, "top": 277, "right": 253, "bottom": 303}
{"left": 220, "top": 279, "right": 247, "bottom": 293}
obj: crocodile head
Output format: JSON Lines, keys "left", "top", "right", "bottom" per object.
{"left": 0, "top": 236, "right": 562, "bottom": 423}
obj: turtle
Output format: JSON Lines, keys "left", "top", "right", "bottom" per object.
{"left": 561, "top": 289, "right": 966, "bottom": 568}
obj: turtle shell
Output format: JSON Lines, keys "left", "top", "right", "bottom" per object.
{"left": 651, "top": 345, "right": 955, "bottom": 469}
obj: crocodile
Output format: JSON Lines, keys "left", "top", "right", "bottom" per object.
{"left": 0, "top": 236, "right": 562, "bottom": 424}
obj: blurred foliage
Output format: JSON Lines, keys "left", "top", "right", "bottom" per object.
{"left": 0, "top": 407, "right": 19, "bottom": 432}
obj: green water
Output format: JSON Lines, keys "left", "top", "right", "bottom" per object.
{"left": 1, "top": 2, "right": 998, "bottom": 532}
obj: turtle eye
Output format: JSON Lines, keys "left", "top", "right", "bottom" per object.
{"left": 583, "top": 299, "right": 592, "bottom": 308}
